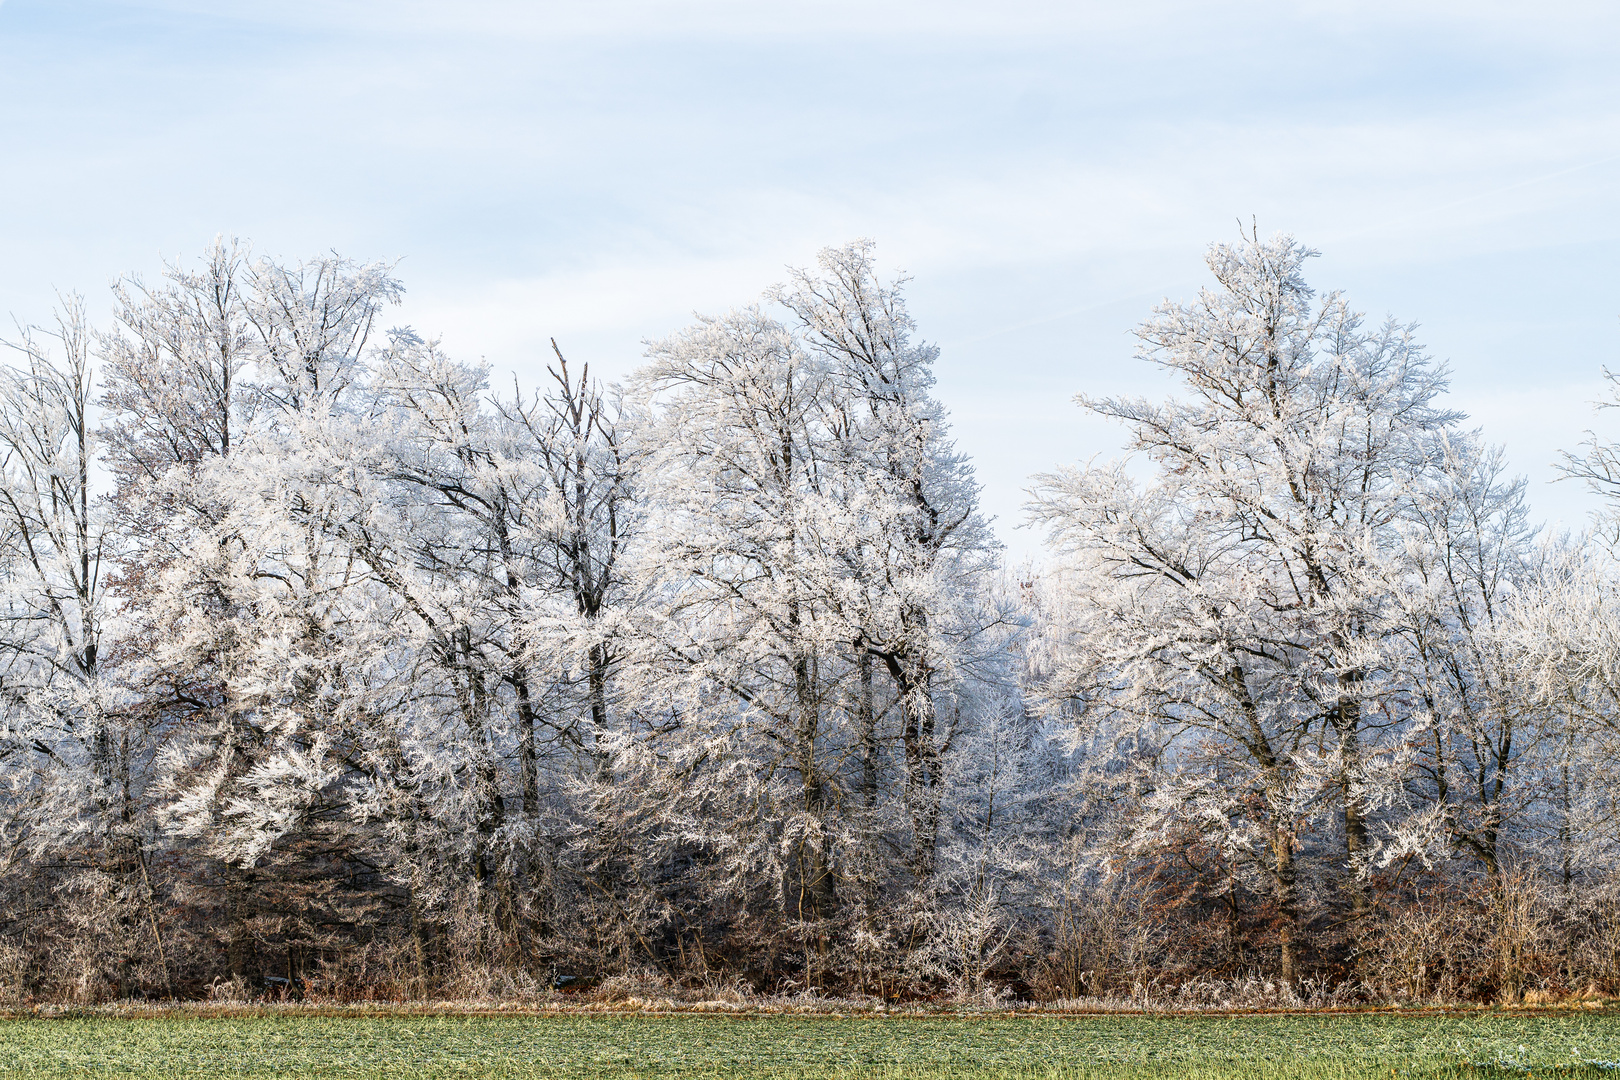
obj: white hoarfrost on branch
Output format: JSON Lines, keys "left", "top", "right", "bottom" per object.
{"left": 0, "top": 231, "right": 1610, "bottom": 1004}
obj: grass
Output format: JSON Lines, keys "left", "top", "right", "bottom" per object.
{"left": 0, "top": 1011, "right": 1614, "bottom": 1078}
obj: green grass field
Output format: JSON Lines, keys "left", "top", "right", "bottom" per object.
{"left": 0, "top": 1011, "right": 1614, "bottom": 1078}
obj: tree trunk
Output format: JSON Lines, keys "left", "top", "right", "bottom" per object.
{"left": 891, "top": 653, "right": 940, "bottom": 882}
{"left": 225, "top": 864, "right": 259, "bottom": 987}
{"left": 588, "top": 642, "right": 612, "bottom": 779}
{"left": 1336, "top": 682, "right": 1371, "bottom": 924}
{"left": 1273, "top": 822, "right": 1298, "bottom": 988}
{"left": 794, "top": 651, "right": 835, "bottom": 923}
{"left": 513, "top": 669, "right": 539, "bottom": 819}
{"left": 858, "top": 641, "right": 877, "bottom": 811}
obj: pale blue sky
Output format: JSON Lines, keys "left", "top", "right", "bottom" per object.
{"left": 3, "top": 1, "right": 1618, "bottom": 556}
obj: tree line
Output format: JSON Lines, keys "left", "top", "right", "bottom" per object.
{"left": 0, "top": 232, "right": 1617, "bottom": 1005}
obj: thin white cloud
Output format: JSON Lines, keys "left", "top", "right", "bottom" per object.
{"left": 108, "top": 1, "right": 1199, "bottom": 39}
{"left": 108, "top": 0, "right": 1620, "bottom": 44}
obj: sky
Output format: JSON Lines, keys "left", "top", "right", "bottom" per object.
{"left": 1, "top": 0, "right": 1618, "bottom": 559}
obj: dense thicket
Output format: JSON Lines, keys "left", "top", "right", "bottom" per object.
{"left": 0, "top": 233, "right": 1617, "bottom": 1006}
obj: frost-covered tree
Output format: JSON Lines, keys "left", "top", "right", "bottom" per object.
{"left": 611, "top": 243, "right": 1005, "bottom": 989}
{"left": 772, "top": 241, "right": 998, "bottom": 883}
{"left": 1387, "top": 438, "right": 1544, "bottom": 880}
{"left": 495, "top": 343, "right": 638, "bottom": 781}
{"left": 1028, "top": 231, "right": 1466, "bottom": 982}
{"left": 1501, "top": 547, "right": 1620, "bottom": 872}
{"left": 102, "top": 249, "right": 412, "bottom": 984}
{"left": 631, "top": 303, "right": 852, "bottom": 935}
{"left": 0, "top": 299, "right": 109, "bottom": 796}
{"left": 0, "top": 296, "right": 147, "bottom": 995}
{"left": 9, "top": 229, "right": 1615, "bottom": 1004}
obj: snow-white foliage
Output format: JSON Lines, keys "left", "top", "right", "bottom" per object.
{"left": 0, "top": 230, "right": 1616, "bottom": 1003}
{"left": 613, "top": 240, "right": 1004, "bottom": 946}
{"left": 1025, "top": 231, "right": 1595, "bottom": 981}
